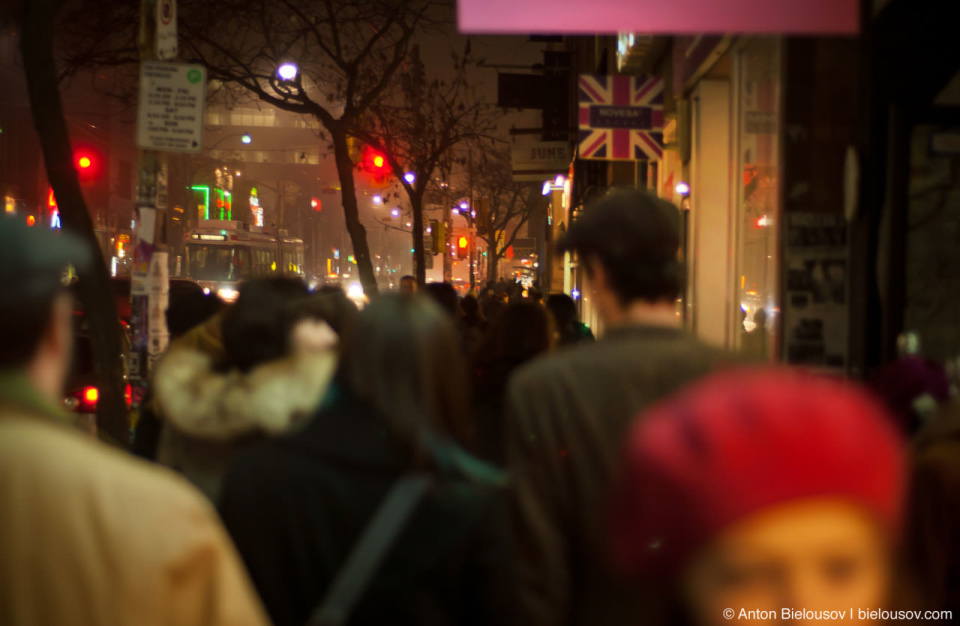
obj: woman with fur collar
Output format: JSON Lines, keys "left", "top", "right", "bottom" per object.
{"left": 152, "top": 278, "right": 346, "bottom": 503}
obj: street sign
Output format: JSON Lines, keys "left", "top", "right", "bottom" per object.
{"left": 156, "top": 0, "right": 177, "bottom": 60}
{"left": 136, "top": 61, "right": 206, "bottom": 153}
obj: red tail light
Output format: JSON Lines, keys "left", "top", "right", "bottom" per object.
{"left": 69, "top": 386, "right": 99, "bottom": 413}
{"left": 124, "top": 384, "right": 132, "bottom": 409}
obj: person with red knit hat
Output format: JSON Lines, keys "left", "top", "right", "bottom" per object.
{"left": 611, "top": 368, "right": 907, "bottom": 626}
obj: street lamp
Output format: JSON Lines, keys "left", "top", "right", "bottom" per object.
{"left": 372, "top": 195, "right": 383, "bottom": 205}
{"left": 277, "top": 63, "right": 298, "bottom": 81}
{"left": 459, "top": 202, "right": 468, "bottom": 210}
{"left": 391, "top": 208, "right": 401, "bottom": 218}
{"left": 404, "top": 172, "right": 415, "bottom": 184}
{"left": 241, "top": 133, "right": 253, "bottom": 144}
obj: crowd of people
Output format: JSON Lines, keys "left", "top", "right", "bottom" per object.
{"left": 1, "top": 190, "right": 958, "bottom": 625}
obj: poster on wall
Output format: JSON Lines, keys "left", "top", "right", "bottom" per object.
{"left": 782, "top": 213, "right": 848, "bottom": 373}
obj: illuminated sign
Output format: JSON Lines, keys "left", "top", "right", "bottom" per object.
{"left": 192, "top": 233, "right": 227, "bottom": 241}
{"left": 250, "top": 187, "right": 263, "bottom": 227}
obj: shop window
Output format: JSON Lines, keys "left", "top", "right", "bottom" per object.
{"left": 732, "top": 38, "right": 782, "bottom": 360}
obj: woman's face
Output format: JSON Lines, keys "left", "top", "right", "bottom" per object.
{"left": 682, "top": 499, "right": 892, "bottom": 626}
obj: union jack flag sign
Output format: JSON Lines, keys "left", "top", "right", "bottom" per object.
{"left": 578, "top": 75, "right": 664, "bottom": 161}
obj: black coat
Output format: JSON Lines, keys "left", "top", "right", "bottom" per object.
{"left": 218, "top": 389, "right": 516, "bottom": 626}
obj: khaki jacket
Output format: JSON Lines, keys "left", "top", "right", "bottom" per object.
{"left": 0, "top": 372, "right": 270, "bottom": 626}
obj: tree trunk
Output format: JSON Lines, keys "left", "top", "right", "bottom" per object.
{"left": 331, "top": 127, "right": 378, "bottom": 297}
{"left": 488, "top": 251, "right": 500, "bottom": 284}
{"left": 411, "top": 190, "right": 426, "bottom": 287}
{"left": 20, "top": 0, "right": 129, "bottom": 447}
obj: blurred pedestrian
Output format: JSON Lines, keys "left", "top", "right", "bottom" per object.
{"left": 871, "top": 355, "right": 950, "bottom": 438}
{"left": 460, "top": 294, "right": 486, "bottom": 353}
{"left": 399, "top": 274, "right": 417, "bottom": 295}
{"left": 132, "top": 290, "right": 223, "bottom": 460}
{"left": 472, "top": 302, "right": 554, "bottom": 465}
{"left": 612, "top": 368, "right": 906, "bottom": 626}
{"left": 905, "top": 400, "right": 960, "bottom": 614}
{"left": 425, "top": 281, "right": 460, "bottom": 318}
{"left": 151, "top": 277, "right": 338, "bottom": 502}
{"left": 218, "top": 295, "right": 514, "bottom": 626}
{"left": 546, "top": 293, "right": 595, "bottom": 347}
{"left": 503, "top": 190, "right": 732, "bottom": 626}
{"left": 0, "top": 216, "right": 268, "bottom": 626}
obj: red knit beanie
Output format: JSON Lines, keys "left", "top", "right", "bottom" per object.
{"left": 611, "top": 367, "right": 906, "bottom": 581}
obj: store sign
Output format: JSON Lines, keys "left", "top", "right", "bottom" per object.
{"left": 192, "top": 234, "right": 227, "bottom": 241}
{"left": 458, "top": 0, "right": 858, "bottom": 35}
{"left": 579, "top": 75, "right": 664, "bottom": 161}
{"left": 511, "top": 141, "right": 571, "bottom": 181}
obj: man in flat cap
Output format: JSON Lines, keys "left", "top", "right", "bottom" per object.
{"left": 0, "top": 216, "right": 269, "bottom": 626}
{"left": 503, "top": 190, "right": 733, "bottom": 626}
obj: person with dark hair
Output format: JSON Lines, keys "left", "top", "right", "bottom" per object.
{"left": 151, "top": 276, "right": 338, "bottom": 502}
{"left": 503, "top": 190, "right": 733, "bottom": 626}
{"left": 612, "top": 369, "right": 906, "bottom": 626}
{"left": 166, "top": 291, "right": 224, "bottom": 341}
{"left": 471, "top": 302, "right": 554, "bottom": 465}
{"left": 546, "top": 293, "right": 595, "bottom": 347}
{"left": 460, "top": 294, "right": 486, "bottom": 353}
{"left": 0, "top": 216, "right": 269, "bottom": 626}
{"left": 399, "top": 274, "right": 417, "bottom": 295}
{"left": 218, "top": 295, "right": 514, "bottom": 626}
{"left": 424, "top": 281, "right": 460, "bottom": 318}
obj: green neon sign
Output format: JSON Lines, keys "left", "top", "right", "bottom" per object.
{"left": 191, "top": 185, "right": 210, "bottom": 220}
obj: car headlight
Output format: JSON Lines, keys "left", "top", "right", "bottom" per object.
{"left": 218, "top": 287, "right": 238, "bottom": 302}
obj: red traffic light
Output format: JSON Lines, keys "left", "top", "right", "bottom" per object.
{"left": 74, "top": 148, "right": 101, "bottom": 183}
{"left": 361, "top": 146, "right": 390, "bottom": 175}
{"left": 311, "top": 198, "right": 321, "bottom": 212}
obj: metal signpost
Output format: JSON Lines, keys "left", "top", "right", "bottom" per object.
{"left": 129, "top": 0, "right": 204, "bottom": 424}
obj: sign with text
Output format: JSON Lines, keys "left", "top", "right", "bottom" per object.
{"left": 579, "top": 75, "right": 664, "bottom": 161}
{"left": 458, "top": 0, "right": 858, "bottom": 35}
{"left": 156, "top": 0, "right": 177, "bottom": 60}
{"left": 511, "top": 141, "right": 571, "bottom": 181}
{"left": 136, "top": 61, "right": 206, "bottom": 153}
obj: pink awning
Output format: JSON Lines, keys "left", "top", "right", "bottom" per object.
{"left": 457, "top": 0, "right": 858, "bottom": 35}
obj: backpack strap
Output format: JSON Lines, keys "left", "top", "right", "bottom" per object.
{"left": 306, "top": 473, "right": 433, "bottom": 626}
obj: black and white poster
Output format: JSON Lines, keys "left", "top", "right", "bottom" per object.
{"left": 782, "top": 213, "right": 849, "bottom": 372}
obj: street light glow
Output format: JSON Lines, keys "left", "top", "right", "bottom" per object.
{"left": 277, "top": 63, "right": 298, "bottom": 81}
{"left": 676, "top": 181, "right": 691, "bottom": 196}
{"left": 391, "top": 208, "right": 400, "bottom": 218}
{"left": 459, "top": 202, "right": 468, "bottom": 210}
{"left": 372, "top": 195, "right": 383, "bottom": 205}
{"left": 404, "top": 172, "right": 415, "bottom": 184}
{"left": 241, "top": 134, "right": 252, "bottom": 144}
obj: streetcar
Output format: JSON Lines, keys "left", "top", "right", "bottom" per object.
{"left": 182, "top": 220, "right": 305, "bottom": 301}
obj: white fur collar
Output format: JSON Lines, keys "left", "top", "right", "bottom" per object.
{"left": 153, "top": 347, "right": 336, "bottom": 440}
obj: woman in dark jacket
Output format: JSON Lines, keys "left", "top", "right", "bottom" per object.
{"left": 218, "top": 295, "right": 515, "bottom": 626}
{"left": 470, "top": 302, "right": 554, "bottom": 465}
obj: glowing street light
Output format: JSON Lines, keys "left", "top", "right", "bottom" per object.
{"left": 241, "top": 133, "right": 252, "bottom": 144}
{"left": 459, "top": 202, "right": 468, "bottom": 210}
{"left": 676, "top": 181, "right": 691, "bottom": 196}
{"left": 391, "top": 208, "right": 401, "bottom": 218}
{"left": 542, "top": 181, "right": 552, "bottom": 196}
{"left": 277, "top": 63, "right": 298, "bottom": 81}
{"left": 404, "top": 172, "right": 415, "bottom": 184}
{"left": 372, "top": 195, "right": 383, "bottom": 205}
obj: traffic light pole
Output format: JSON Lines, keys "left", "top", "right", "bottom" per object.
{"left": 129, "top": 0, "right": 170, "bottom": 413}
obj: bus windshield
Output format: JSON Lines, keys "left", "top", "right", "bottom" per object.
{"left": 186, "top": 244, "right": 251, "bottom": 282}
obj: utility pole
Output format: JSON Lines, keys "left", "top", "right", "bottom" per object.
{"left": 130, "top": 0, "right": 172, "bottom": 409}
{"left": 468, "top": 150, "right": 476, "bottom": 291}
